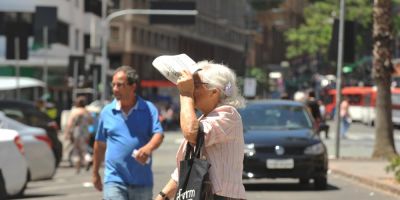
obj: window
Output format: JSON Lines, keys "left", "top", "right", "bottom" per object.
{"left": 57, "top": 21, "right": 69, "bottom": 45}
{"left": 0, "top": 109, "right": 27, "bottom": 124}
{"left": 110, "top": 26, "right": 119, "bottom": 41}
{"left": 84, "top": 34, "right": 90, "bottom": 50}
{"left": 131, "top": 27, "right": 137, "bottom": 43}
{"left": 75, "top": 29, "right": 80, "bottom": 50}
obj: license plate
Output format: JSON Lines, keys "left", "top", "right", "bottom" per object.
{"left": 266, "top": 159, "right": 294, "bottom": 169}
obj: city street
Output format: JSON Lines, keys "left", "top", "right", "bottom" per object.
{"left": 12, "top": 122, "right": 400, "bottom": 200}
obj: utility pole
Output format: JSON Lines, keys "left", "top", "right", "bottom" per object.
{"left": 43, "top": 26, "right": 49, "bottom": 97}
{"left": 100, "top": 0, "right": 108, "bottom": 104}
{"left": 335, "top": 0, "right": 346, "bottom": 159}
{"left": 14, "top": 38, "right": 20, "bottom": 100}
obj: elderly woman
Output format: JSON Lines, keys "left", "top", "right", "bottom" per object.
{"left": 156, "top": 61, "right": 246, "bottom": 200}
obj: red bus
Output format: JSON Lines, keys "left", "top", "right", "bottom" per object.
{"left": 324, "top": 86, "right": 400, "bottom": 125}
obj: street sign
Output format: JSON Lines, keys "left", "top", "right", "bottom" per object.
{"left": 244, "top": 78, "right": 257, "bottom": 97}
{"left": 149, "top": 1, "right": 196, "bottom": 25}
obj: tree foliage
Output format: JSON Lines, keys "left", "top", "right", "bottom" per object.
{"left": 285, "top": 0, "right": 373, "bottom": 59}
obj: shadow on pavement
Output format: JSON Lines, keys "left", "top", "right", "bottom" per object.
{"left": 244, "top": 182, "right": 339, "bottom": 191}
{"left": 10, "top": 193, "right": 62, "bottom": 199}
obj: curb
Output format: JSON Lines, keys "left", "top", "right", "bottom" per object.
{"left": 330, "top": 168, "right": 400, "bottom": 197}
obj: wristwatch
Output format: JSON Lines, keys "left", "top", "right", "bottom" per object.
{"left": 159, "top": 191, "right": 169, "bottom": 200}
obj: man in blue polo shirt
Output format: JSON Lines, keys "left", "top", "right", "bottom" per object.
{"left": 92, "top": 66, "right": 164, "bottom": 200}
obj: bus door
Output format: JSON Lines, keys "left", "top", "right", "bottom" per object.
{"left": 346, "top": 93, "right": 365, "bottom": 122}
{"left": 391, "top": 89, "right": 400, "bottom": 125}
{"left": 360, "top": 93, "right": 376, "bottom": 126}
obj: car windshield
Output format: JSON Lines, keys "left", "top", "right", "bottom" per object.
{"left": 239, "top": 104, "right": 313, "bottom": 131}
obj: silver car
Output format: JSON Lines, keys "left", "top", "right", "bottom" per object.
{"left": 0, "top": 128, "right": 29, "bottom": 197}
{"left": 0, "top": 112, "right": 56, "bottom": 181}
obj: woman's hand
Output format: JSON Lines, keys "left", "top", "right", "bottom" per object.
{"left": 177, "top": 70, "right": 194, "bottom": 97}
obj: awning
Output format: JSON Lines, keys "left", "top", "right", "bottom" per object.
{"left": 141, "top": 80, "right": 175, "bottom": 88}
{"left": 0, "top": 76, "right": 45, "bottom": 90}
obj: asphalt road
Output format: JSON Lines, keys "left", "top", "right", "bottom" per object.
{"left": 12, "top": 125, "right": 400, "bottom": 200}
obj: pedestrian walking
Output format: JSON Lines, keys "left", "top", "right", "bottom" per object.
{"left": 306, "top": 90, "right": 322, "bottom": 124}
{"left": 340, "top": 96, "right": 351, "bottom": 139}
{"left": 156, "top": 61, "right": 246, "bottom": 200}
{"left": 161, "top": 103, "right": 175, "bottom": 131}
{"left": 92, "top": 66, "right": 164, "bottom": 200}
{"left": 64, "top": 96, "right": 93, "bottom": 174}
{"left": 317, "top": 100, "right": 330, "bottom": 139}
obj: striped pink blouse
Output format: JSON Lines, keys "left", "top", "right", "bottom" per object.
{"left": 171, "top": 105, "right": 246, "bottom": 199}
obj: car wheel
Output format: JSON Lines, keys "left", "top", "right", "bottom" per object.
{"left": 299, "top": 178, "right": 309, "bottom": 185}
{"left": 369, "top": 120, "right": 375, "bottom": 127}
{"left": 0, "top": 169, "right": 7, "bottom": 199}
{"left": 14, "top": 170, "right": 29, "bottom": 198}
{"left": 314, "top": 176, "right": 327, "bottom": 190}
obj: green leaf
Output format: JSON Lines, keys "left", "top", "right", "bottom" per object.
{"left": 285, "top": 0, "right": 373, "bottom": 59}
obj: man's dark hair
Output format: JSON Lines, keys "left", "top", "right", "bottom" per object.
{"left": 308, "top": 90, "right": 316, "bottom": 98}
{"left": 114, "top": 66, "right": 139, "bottom": 85}
{"left": 75, "top": 96, "right": 87, "bottom": 107}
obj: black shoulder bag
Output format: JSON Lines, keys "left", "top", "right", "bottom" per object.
{"left": 175, "top": 125, "right": 213, "bottom": 200}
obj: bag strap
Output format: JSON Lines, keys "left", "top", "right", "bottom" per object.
{"left": 183, "top": 123, "right": 205, "bottom": 159}
{"left": 194, "top": 123, "right": 205, "bottom": 158}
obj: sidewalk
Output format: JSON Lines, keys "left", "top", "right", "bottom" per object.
{"left": 329, "top": 158, "right": 400, "bottom": 196}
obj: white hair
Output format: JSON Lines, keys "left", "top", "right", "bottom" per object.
{"left": 197, "top": 60, "right": 246, "bottom": 108}
{"left": 294, "top": 91, "right": 306, "bottom": 102}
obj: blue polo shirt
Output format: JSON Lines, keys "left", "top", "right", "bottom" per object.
{"left": 95, "top": 97, "right": 163, "bottom": 186}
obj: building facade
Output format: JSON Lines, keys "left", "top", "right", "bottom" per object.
{"left": 107, "top": 0, "right": 258, "bottom": 85}
{"left": 0, "top": 0, "right": 102, "bottom": 108}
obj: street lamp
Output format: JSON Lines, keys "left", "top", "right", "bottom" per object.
{"left": 100, "top": 8, "right": 198, "bottom": 104}
{"left": 334, "top": 0, "right": 346, "bottom": 159}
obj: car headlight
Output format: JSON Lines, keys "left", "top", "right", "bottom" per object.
{"left": 304, "top": 143, "right": 325, "bottom": 155}
{"left": 244, "top": 143, "right": 256, "bottom": 157}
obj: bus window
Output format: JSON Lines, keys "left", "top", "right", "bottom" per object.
{"left": 347, "top": 95, "right": 362, "bottom": 105}
{"left": 364, "top": 94, "right": 371, "bottom": 106}
{"left": 392, "top": 93, "right": 400, "bottom": 105}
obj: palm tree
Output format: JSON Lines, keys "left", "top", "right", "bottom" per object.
{"left": 372, "top": 0, "right": 397, "bottom": 158}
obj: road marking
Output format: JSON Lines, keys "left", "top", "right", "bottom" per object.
{"left": 82, "top": 182, "right": 93, "bottom": 187}
{"left": 27, "top": 182, "right": 93, "bottom": 192}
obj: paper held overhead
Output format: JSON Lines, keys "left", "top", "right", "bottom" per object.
{"left": 152, "top": 54, "right": 199, "bottom": 84}
{"left": 0, "top": 76, "right": 45, "bottom": 90}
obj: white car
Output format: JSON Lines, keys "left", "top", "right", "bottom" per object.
{"left": 0, "top": 129, "right": 29, "bottom": 198}
{"left": 0, "top": 112, "right": 56, "bottom": 180}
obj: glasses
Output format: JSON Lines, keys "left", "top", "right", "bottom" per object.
{"left": 194, "top": 81, "right": 209, "bottom": 89}
{"left": 110, "top": 82, "right": 128, "bottom": 88}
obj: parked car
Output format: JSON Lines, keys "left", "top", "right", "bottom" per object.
{"left": 239, "top": 100, "right": 328, "bottom": 190}
{"left": 0, "top": 129, "right": 29, "bottom": 197}
{"left": 0, "top": 112, "right": 56, "bottom": 181}
{"left": 0, "top": 100, "right": 62, "bottom": 166}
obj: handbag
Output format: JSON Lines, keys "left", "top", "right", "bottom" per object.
{"left": 175, "top": 125, "right": 213, "bottom": 200}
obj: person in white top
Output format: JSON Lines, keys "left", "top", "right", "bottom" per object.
{"left": 340, "top": 96, "right": 351, "bottom": 138}
{"left": 156, "top": 61, "right": 247, "bottom": 200}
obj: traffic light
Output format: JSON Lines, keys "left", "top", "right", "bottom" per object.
{"left": 343, "top": 65, "right": 353, "bottom": 73}
{"left": 328, "top": 19, "right": 355, "bottom": 63}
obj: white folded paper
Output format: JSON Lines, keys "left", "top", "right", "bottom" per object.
{"left": 152, "top": 54, "right": 199, "bottom": 84}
